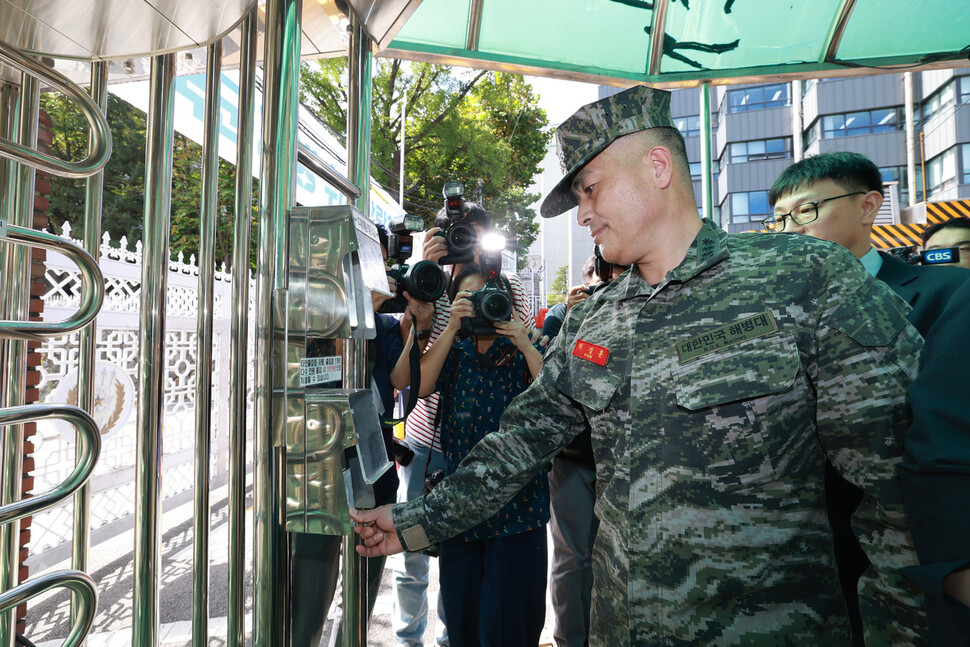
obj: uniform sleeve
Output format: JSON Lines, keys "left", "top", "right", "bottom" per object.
{"left": 897, "top": 281, "right": 970, "bottom": 643}
{"left": 392, "top": 330, "right": 587, "bottom": 550}
{"left": 812, "top": 254, "right": 928, "bottom": 644}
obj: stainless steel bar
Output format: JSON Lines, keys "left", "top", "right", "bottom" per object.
{"left": 0, "top": 223, "right": 105, "bottom": 340}
{"left": 646, "top": 0, "right": 671, "bottom": 77}
{"left": 341, "top": 15, "right": 375, "bottom": 647}
{"left": 228, "top": 11, "right": 257, "bottom": 647}
{"left": 254, "top": 0, "right": 301, "bottom": 644}
{"left": 0, "top": 405, "right": 100, "bottom": 524}
{"left": 192, "top": 39, "right": 223, "bottom": 647}
{"left": 0, "top": 39, "right": 111, "bottom": 178}
{"left": 699, "top": 82, "right": 713, "bottom": 225}
{"left": 132, "top": 52, "right": 177, "bottom": 647}
{"left": 0, "top": 83, "right": 17, "bottom": 221}
{"left": 0, "top": 570, "right": 96, "bottom": 647}
{"left": 296, "top": 144, "right": 360, "bottom": 200}
{"left": 72, "top": 59, "right": 108, "bottom": 647}
{"left": 0, "top": 69, "right": 37, "bottom": 647}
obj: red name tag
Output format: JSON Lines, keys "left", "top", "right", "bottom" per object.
{"left": 572, "top": 339, "right": 610, "bottom": 366}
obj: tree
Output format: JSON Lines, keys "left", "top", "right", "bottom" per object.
{"left": 41, "top": 92, "right": 258, "bottom": 270}
{"left": 301, "top": 59, "right": 552, "bottom": 267}
{"left": 43, "top": 93, "right": 148, "bottom": 244}
{"left": 548, "top": 265, "right": 569, "bottom": 306}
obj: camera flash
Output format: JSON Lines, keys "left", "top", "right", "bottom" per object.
{"left": 481, "top": 233, "right": 506, "bottom": 252}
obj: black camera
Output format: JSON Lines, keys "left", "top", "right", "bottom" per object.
{"left": 437, "top": 181, "right": 478, "bottom": 265}
{"left": 582, "top": 246, "right": 614, "bottom": 295}
{"left": 461, "top": 247, "right": 513, "bottom": 337}
{"left": 423, "top": 469, "right": 445, "bottom": 494}
{"left": 380, "top": 214, "right": 448, "bottom": 314}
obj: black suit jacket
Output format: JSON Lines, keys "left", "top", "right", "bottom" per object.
{"left": 832, "top": 251, "right": 970, "bottom": 644}
{"left": 875, "top": 251, "right": 970, "bottom": 336}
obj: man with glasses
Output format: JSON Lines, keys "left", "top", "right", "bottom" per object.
{"left": 768, "top": 151, "right": 970, "bottom": 645}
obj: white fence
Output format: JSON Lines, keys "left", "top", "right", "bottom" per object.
{"left": 28, "top": 222, "right": 254, "bottom": 572}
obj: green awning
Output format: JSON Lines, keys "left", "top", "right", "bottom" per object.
{"left": 382, "top": 0, "right": 970, "bottom": 87}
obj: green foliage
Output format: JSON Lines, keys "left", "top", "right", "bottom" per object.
{"left": 301, "top": 59, "right": 552, "bottom": 267}
{"left": 42, "top": 91, "right": 258, "bottom": 269}
{"left": 44, "top": 93, "right": 148, "bottom": 244}
{"left": 548, "top": 264, "right": 569, "bottom": 306}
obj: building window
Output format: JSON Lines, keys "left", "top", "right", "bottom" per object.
{"left": 959, "top": 76, "right": 970, "bottom": 105}
{"left": 728, "top": 138, "right": 791, "bottom": 163}
{"left": 880, "top": 165, "right": 911, "bottom": 205}
{"left": 688, "top": 160, "right": 719, "bottom": 178}
{"left": 821, "top": 107, "right": 903, "bottom": 139}
{"left": 926, "top": 147, "right": 957, "bottom": 197}
{"left": 962, "top": 143, "right": 970, "bottom": 185}
{"left": 803, "top": 119, "right": 820, "bottom": 151}
{"left": 730, "top": 190, "right": 770, "bottom": 223}
{"left": 923, "top": 82, "right": 955, "bottom": 123}
{"left": 727, "top": 83, "right": 790, "bottom": 113}
{"left": 676, "top": 115, "right": 701, "bottom": 137}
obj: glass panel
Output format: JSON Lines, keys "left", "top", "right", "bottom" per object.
{"left": 749, "top": 191, "right": 769, "bottom": 216}
{"left": 838, "top": 0, "right": 970, "bottom": 60}
{"left": 747, "top": 140, "right": 766, "bottom": 158}
{"left": 729, "top": 142, "right": 745, "bottom": 163}
{"left": 963, "top": 144, "right": 970, "bottom": 184}
{"left": 871, "top": 108, "right": 897, "bottom": 133}
{"left": 732, "top": 193, "right": 749, "bottom": 214}
{"left": 662, "top": 0, "right": 840, "bottom": 72}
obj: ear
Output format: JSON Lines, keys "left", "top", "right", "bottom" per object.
{"left": 646, "top": 146, "right": 674, "bottom": 190}
{"left": 859, "top": 190, "right": 883, "bottom": 226}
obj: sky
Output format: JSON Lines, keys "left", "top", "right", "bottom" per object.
{"left": 525, "top": 75, "right": 600, "bottom": 127}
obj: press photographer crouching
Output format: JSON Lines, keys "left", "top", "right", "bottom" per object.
{"left": 411, "top": 254, "right": 548, "bottom": 647}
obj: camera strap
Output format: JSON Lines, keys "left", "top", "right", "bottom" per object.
{"left": 379, "top": 314, "right": 422, "bottom": 428}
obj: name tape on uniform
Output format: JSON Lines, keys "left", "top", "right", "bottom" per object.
{"left": 676, "top": 310, "right": 778, "bottom": 363}
{"left": 572, "top": 339, "right": 610, "bottom": 366}
{"left": 299, "top": 355, "right": 341, "bottom": 387}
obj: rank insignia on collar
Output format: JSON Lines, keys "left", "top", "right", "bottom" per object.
{"left": 573, "top": 339, "right": 610, "bottom": 366}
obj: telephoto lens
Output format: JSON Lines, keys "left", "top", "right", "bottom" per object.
{"left": 402, "top": 260, "right": 448, "bottom": 303}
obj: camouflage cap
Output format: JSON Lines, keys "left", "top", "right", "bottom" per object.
{"left": 540, "top": 85, "right": 675, "bottom": 218}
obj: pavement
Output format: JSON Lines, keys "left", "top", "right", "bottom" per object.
{"left": 25, "top": 479, "right": 558, "bottom": 647}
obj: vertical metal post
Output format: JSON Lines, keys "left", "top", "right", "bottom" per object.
{"left": 0, "top": 70, "right": 37, "bottom": 647}
{"left": 72, "top": 60, "right": 108, "bottom": 647}
{"left": 904, "top": 72, "right": 918, "bottom": 207}
{"left": 698, "top": 82, "right": 713, "bottom": 225}
{"left": 342, "top": 15, "right": 374, "bottom": 647}
{"left": 0, "top": 83, "right": 18, "bottom": 221}
{"left": 192, "top": 39, "right": 223, "bottom": 647}
{"left": 228, "top": 12, "right": 257, "bottom": 647}
{"left": 132, "top": 53, "right": 177, "bottom": 647}
{"left": 254, "top": 0, "right": 301, "bottom": 644}
{"left": 791, "top": 80, "right": 803, "bottom": 163}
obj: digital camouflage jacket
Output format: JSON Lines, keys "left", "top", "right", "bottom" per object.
{"left": 394, "top": 219, "right": 929, "bottom": 646}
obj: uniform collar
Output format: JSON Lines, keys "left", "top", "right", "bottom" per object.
{"left": 600, "top": 218, "right": 729, "bottom": 302}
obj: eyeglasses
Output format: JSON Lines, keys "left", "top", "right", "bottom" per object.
{"left": 763, "top": 191, "right": 867, "bottom": 232}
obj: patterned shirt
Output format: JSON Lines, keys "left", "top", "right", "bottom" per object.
{"left": 404, "top": 272, "right": 535, "bottom": 452}
{"left": 393, "top": 220, "right": 929, "bottom": 646}
{"left": 436, "top": 335, "right": 549, "bottom": 541}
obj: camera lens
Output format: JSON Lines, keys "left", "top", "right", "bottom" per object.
{"left": 448, "top": 223, "right": 477, "bottom": 255}
{"left": 480, "top": 290, "right": 512, "bottom": 323}
{"left": 403, "top": 260, "right": 447, "bottom": 303}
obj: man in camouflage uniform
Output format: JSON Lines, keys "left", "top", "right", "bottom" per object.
{"left": 352, "top": 86, "right": 930, "bottom": 645}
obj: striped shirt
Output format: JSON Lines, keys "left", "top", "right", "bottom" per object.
{"left": 404, "top": 272, "right": 535, "bottom": 452}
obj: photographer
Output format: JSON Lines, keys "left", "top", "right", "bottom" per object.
{"left": 393, "top": 199, "right": 535, "bottom": 646}
{"left": 412, "top": 262, "right": 546, "bottom": 647}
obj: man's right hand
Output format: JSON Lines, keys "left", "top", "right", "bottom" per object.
{"left": 350, "top": 506, "right": 402, "bottom": 557}
{"left": 423, "top": 227, "right": 448, "bottom": 264}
